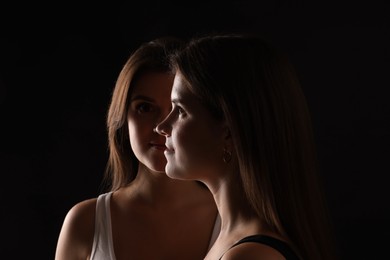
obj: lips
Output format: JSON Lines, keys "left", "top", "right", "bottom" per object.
{"left": 150, "top": 143, "right": 166, "bottom": 151}
{"left": 164, "top": 143, "right": 174, "bottom": 153}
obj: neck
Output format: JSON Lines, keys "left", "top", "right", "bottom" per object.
{"left": 204, "top": 171, "right": 279, "bottom": 260}
{"left": 214, "top": 175, "right": 257, "bottom": 232}
{"left": 128, "top": 163, "right": 209, "bottom": 209}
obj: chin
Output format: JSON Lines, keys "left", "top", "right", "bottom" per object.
{"left": 165, "top": 169, "right": 191, "bottom": 181}
{"left": 150, "top": 165, "right": 166, "bottom": 173}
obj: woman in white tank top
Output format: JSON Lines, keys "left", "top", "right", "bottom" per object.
{"left": 55, "top": 37, "right": 219, "bottom": 260}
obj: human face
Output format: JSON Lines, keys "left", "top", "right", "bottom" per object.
{"left": 127, "top": 71, "right": 173, "bottom": 172}
{"left": 156, "top": 72, "right": 226, "bottom": 181}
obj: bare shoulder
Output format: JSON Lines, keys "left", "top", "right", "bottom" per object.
{"left": 222, "top": 242, "right": 286, "bottom": 260}
{"left": 55, "top": 198, "right": 97, "bottom": 260}
{"left": 63, "top": 198, "right": 97, "bottom": 234}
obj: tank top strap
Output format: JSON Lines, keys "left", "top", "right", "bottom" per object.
{"left": 90, "top": 191, "right": 116, "bottom": 260}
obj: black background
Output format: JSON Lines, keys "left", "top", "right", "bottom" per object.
{"left": 1, "top": 1, "right": 389, "bottom": 259}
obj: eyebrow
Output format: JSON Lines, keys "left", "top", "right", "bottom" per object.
{"left": 130, "top": 95, "right": 155, "bottom": 102}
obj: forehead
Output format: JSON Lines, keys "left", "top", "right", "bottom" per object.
{"left": 171, "top": 72, "right": 193, "bottom": 102}
{"left": 172, "top": 72, "right": 216, "bottom": 117}
{"left": 132, "top": 71, "right": 174, "bottom": 96}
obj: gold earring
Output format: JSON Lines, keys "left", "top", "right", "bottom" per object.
{"left": 223, "top": 148, "right": 232, "bottom": 163}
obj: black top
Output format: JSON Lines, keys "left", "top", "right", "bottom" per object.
{"left": 219, "top": 235, "right": 301, "bottom": 260}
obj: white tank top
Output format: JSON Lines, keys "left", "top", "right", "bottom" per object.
{"left": 90, "top": 192, "right": 221, "bottom": 260}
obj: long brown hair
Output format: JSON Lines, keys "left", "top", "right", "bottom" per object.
{"left": 104, "top": 37, "right": 183, "bottom": 191}
{"left": 171, "top": 33, "right": 336, "bottom": 260}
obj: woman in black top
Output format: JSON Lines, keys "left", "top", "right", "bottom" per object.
{"left": 157, "top": 33, "right": 336, "bottom": 260}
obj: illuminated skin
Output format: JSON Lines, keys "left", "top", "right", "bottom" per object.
{"left": 127, "top": 71, "right": 173, "bottom": 173}
{"left": 55, "top": 49, "right": 219, "bottom": 260}
{"left": 157, "top": 72, "right": 286, "bottom": 260}
{"left": 156, "top": 72, "right": 227, "bottom": 183}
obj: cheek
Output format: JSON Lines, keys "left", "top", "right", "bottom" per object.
{"left": 127, "top": 122, "right": 146, "bottom": 153}
{"left": 175, "top": 124, "right": 223, "bottom": 167}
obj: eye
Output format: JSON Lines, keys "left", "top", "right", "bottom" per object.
{"left": 171, "top": 102, "right": 187, "bottom": 117}
{"left": 175, "top": 105, "right": 187, "bottom": 117}
{"left": 177, "top": 106, "right": 184, "bottom": 114}
{"left": 135, "top": 102, "right": 154, "bottom": 113}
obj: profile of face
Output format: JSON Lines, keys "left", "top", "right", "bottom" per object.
{"left": 127, "top": 71, "right": 173, "bottom": 172}
{"left": 156, "top": 72, "right": 227, "bottom": 182}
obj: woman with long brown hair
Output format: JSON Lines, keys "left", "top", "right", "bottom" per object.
{"left": 157, "top": 33, "right": 337, "bottom": 260}
{"left": 55, "top": 37, "right": 219, "bottom": 260}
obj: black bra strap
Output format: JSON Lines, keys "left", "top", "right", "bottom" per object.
{"left": 223, "top": 235, "right": 301, "bottom": 260}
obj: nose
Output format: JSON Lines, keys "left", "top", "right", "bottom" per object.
{"left": 156, "top": 113, "right": 172, "bottom": 137}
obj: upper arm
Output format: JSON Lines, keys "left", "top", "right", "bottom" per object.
{"left": 55, "top": 198, "right": 97, "bottom": 260}
{"left": 222, "top": 242, "right": 286, "bottom": 260}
